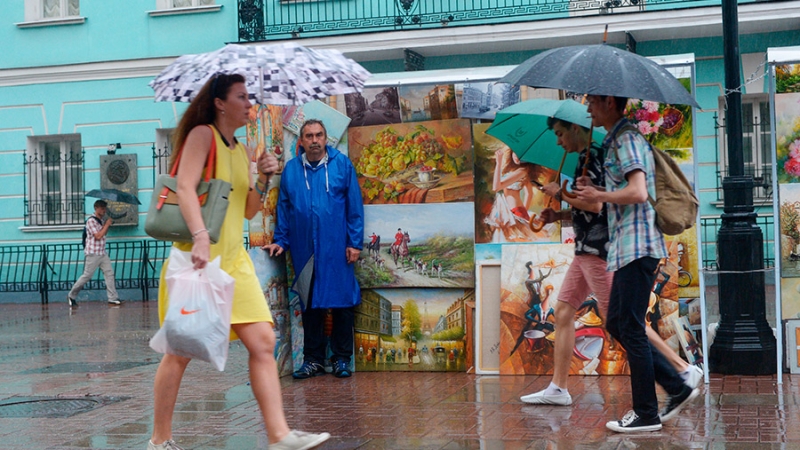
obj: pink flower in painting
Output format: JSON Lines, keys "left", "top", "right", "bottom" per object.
{"left": 785, "top": 155, "right": 800, "bottom": 177}
{"left": 790, "top": 139, "right": 800, "bottom": 160}
{"left": 642, "top": 101, "right": 660, "bottom": 112}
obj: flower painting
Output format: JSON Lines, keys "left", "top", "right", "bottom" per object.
{"left": 624, "top": 78, "right": 694, "bottom": 158}
{"left": 775, "top": 92, "right": 800, "bottom": 183}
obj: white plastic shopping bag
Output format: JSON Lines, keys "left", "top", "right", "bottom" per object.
{"left": 149, "top": 249, "right": 235, "bottom": 371}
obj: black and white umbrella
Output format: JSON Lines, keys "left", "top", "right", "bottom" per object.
{"left": 150, "top": 43, "right": 371, "bottom": 105}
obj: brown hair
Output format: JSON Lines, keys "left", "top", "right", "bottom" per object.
{"left": 169, "top": 73, "right": 246, "bottom": 170}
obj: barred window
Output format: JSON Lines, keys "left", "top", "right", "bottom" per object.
{"left": 717, "top": 94, "right": 772, "bottom": 200}
{"left": 25, "top": 135, "right": 84, "bottom": 226}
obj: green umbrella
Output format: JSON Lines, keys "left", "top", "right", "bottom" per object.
{"left": 486, "top": 98, "right": 605, "bottom": 178}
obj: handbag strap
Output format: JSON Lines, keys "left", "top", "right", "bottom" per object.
{"left": 156, "top": 125, "right": 218, "bottom": 210}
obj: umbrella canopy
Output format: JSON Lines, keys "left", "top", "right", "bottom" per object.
{"left": 150, "top": 43, "right": 372, "bottom": 105}
{"left": 486, "top": 99, "right": 606, "bottom": 177}
{"left": 499, "top": 44, "right": 700, "bottom": 108}
{"left": 86, "top": 189, "right": 141, "bottom": 205}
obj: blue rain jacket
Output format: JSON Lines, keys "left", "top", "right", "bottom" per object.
{"left": 273, "top": 144, "right": 364, "bottom": 309}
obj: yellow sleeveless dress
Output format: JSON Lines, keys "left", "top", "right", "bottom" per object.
{"left": 158, "top": 126, "right": 273, "bottom": 340}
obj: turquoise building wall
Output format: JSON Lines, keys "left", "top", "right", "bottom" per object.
{"left": 0, "top": 0, "right": 796, "bottom": 249}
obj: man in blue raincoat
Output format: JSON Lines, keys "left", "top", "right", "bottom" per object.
{"left": 265, "top": 119, "right": 364, "bottom": 379}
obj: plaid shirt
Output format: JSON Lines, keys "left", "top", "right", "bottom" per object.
{"left": 84, "top": 216, "right": 107, "bottom": 256}
{"left": 603, "top": 118, "right": 666, "bottom": 272}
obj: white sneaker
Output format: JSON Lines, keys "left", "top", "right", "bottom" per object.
{"left": 147, "top": 440, "right": 184, "bottom": 450}
{"left": 680, "top": 365, "right": 703, "bottom": 389}
{"left": 269, "top": 430, "right": 331, "bottom": 450}
{"left": 520, "top": 388, "right": 572, "bottom": 406}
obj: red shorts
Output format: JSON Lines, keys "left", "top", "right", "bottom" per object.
{"left": 557, "top": 254, "right": 612, "bottom": 316}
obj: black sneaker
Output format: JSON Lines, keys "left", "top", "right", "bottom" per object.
{"left": 606, "top": 410, "right": 662, "bottom": 433}
{"left": 660, "top": 385, "right": 699, "bottom": 422}
{"left": 67, "top": 297, "right": 78, "bottom": 307}
{"left": 292, "top": 361, "right": 326, "bottom": 379}
{"left": 332, "top": 359, "right": 352, "bottom": 378}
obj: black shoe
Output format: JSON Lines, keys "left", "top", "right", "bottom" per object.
{"left": 67, "top": 297, "right": 78, "bottom": 307}
{"left": 660, "top": 385, "right": 699, "bottom": 422}
{"left": 606, "top": 410, "right": 662, "bottom": 433}
{"left": 292, "top": 361, "right": 326, "bottom": 379}
{"left": 332, "top": 359, "right": 352, "bottom": 378}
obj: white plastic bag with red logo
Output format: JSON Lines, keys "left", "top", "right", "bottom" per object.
{"left": 149, "top": 249, "right": 235, "bottom": 371}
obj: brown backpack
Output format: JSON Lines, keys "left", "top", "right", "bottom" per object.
{"left": 615, "top": 124, "right": 699, "bottom": 236}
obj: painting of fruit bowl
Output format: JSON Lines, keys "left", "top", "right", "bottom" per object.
{"left": 348, "top": 119, "right": 473, "bottom": 204}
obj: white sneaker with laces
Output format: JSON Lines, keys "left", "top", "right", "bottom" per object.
{"left": 680, "top": 365, "right": 703, "bottom": 389}
{"left": 147, "top": 439, "right": 184, "bottom": 450}
{"left": 269, "top": 430, "right": 331, "bottom": 450}
{"left": 520, "top": 388, "right": 572, "bottom": 406}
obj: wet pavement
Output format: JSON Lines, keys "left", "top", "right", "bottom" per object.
{"left": 0, "top": 301, "right": 794, "bottom": 449}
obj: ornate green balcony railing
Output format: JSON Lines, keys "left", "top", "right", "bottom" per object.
{"left": 238, "top": 0, "right": 760, "bottom": 42}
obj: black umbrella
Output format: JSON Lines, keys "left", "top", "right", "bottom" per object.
{"left": 86, "top": 188, "right": 141, "bottom": 205}
{"left": 499, "top": 44, "right": 700, "bottom": 108}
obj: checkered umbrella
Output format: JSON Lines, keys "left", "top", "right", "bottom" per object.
{"left": 149, "top": 43, "right": 371, "bottom": 105}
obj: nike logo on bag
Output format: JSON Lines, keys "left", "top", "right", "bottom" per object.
{"left": 180, "top": 307, "right": 200, "bottom": 315}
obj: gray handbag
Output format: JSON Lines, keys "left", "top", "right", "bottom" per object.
{"left": 145, "top": 126, "right": 230, "bottom": 244}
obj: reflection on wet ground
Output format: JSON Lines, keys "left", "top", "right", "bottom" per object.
{"left": 0, "top": 302, "right": 793, "bottom": 449}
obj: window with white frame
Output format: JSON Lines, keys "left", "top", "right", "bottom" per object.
{"left": 717, "top": 94, "right": 773, "bottom": 200}
{"left": 25, "top": 135, "right": 84, "bottom": 226}
{"left": 23, "top": 0, "right": 80, "bottom": 20}
{"left": 43, "top": 0, "right": 79, "bottom": 18}
{"left": 157, "top": 0, "right": 214, "bottom": 8}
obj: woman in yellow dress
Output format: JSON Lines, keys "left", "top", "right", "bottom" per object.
{"left": 148, "top": 73, "right": 329, "bottom": 450}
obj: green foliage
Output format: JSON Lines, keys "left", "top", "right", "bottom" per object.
{"left": 355, "top": 260, "right": 395, "bottom": 286}
{"left": 408, "top": 234, "right": 474, "bottom": 272}
{"left": 402, "top": 300, "right": 422, "bottom": 342}
{"left": 431, "top": 326, "right": 465, "bottom": 341}
{"left": 777, "top": 65, "right": 800, "bottom": 93}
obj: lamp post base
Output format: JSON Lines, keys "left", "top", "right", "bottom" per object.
{"left": 709, "top": 176, "right": 776, "bottom": 375}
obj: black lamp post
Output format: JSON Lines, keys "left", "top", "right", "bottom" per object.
{"left": 708, "top": 0, "right": 777, "bottom": 374}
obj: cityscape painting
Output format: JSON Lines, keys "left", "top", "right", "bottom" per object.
{"left": 354, "top": 288, "right": 474, "bottom": 372}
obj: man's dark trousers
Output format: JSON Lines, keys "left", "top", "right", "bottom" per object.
{"left": 302, "top": 291, "right": 355, "bottom": 364}
{"left": 605, "top": 256, "right": 686, "bottom": 421}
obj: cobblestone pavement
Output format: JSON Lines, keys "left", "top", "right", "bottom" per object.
{"left": 0, "top": 302, "right": 794, "bottom": 449}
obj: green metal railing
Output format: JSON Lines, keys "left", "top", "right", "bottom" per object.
{"left": 0, "top": 237, "right": 250, "bottom": 304}
{"left": 238, "top": 0, "right": 764, "bottom": 42}
{"left": 699, "top": 215, "right": 774, "bottom": 270}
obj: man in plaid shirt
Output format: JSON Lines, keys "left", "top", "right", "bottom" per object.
{"left": 68, "top": 200, "right": 120, "bottom": 306}
{"left": 576, "top": 95, "right": 697, "bottom": 433}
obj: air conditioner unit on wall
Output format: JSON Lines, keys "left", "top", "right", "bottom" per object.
{"left": 100, "top": 154, "right": 139, "bottom": 226}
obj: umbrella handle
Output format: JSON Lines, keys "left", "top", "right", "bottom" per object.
{"left": 561, "top": 179, "right": 577, "bottom": 199}
{"left": 561, "top": 125, "right": 594, "bottom": 200}
{"left": 529, "top": 214, "right": 546, "bottom": 233}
